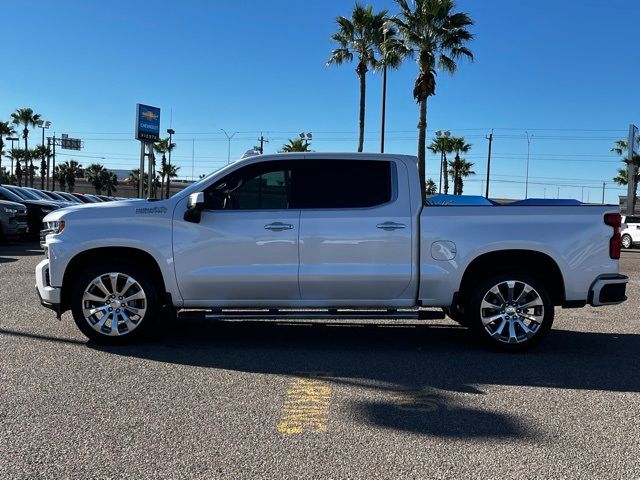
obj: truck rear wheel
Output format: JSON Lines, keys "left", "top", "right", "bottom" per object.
{"left": 467, "top": 273, "right": 554, "bottom": 351}
{"left": 70, "top": 261, "right": 161, "bottom": 344}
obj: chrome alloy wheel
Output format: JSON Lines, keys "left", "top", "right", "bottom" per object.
{"left": 622, "top": 235, "right": 632, "bottom": 249}
{"left": 480, "top": 280, "right": 544, "bottom": 344}
{"left": 82, "top": 272, "right": 147, "bottom": 337}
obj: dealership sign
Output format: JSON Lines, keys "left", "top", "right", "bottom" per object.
{"left": 135, "top": 104, "right": 161, "bottom": 141}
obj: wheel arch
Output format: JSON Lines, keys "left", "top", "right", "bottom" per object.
{"left": 61, "top": 246, "right": 168, "bottom": 312}
{"left": 457, "top": 249, "right": 566, "bottom": 306}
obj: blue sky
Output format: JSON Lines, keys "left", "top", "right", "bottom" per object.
{"left": 1, "top": 0, "right": 638, "bottom": 202}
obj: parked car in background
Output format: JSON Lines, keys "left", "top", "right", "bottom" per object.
{"left": 53, "top": 191, "right": 83, "bottom": 204}
{"left": 69, "top": 193, "right": 96, "bottom": 203}
{"left": 0, "top": 200, "right": 28, "bottom": 242}
{"left": 0, "top": 186, "right": 60, "bottom": 238}
{"left": 85, "top": 194, "right": 105, "bottom": 202}
{"left": 621, "top": 215, "right": 640, "bottom": 249}
{"left": 96, "top": 195, "right": 115, "bottom": 202}
{"left": 4, "top": 185, "right": 71, "bottom": 209}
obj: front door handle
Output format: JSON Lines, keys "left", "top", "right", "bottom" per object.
{"left": 377, "top": 221, "right": 406, "bottom": 231}
{"left": 264, "top": 222, "right": 294, "bottom": 231}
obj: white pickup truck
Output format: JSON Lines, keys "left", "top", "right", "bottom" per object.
{"left": 36, "top": 153, "right": 628, "bottom": 350}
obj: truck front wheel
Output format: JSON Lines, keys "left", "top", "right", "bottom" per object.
{"left": 70, "top": 261, "right": 161, "bottom": 344}
{"left": 467, "top": 273, "right": 554, "bottom": 351}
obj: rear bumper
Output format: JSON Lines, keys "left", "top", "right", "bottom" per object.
{"left": 588, "top": 274, "right": 628, "bottom": 306}
{"left": 35, "top": 258, "right": 62, "bottom": 316}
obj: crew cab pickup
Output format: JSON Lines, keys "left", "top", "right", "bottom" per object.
{"left": 36, "top": 153, "right": 628, "bottom": 350}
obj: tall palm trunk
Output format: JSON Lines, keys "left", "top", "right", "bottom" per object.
{"left": 442, "top": 153, "right": 449, "bottom": 194}
{"left": 166, "top": 175, "right": 171, "bottom": 199}
{"left": 23, "top": 130, "right": 32, "bottom": 187}
{"left": 356, "top": 62, "right": 367, "bottom": 153}
{"left": 417, "top": 98, "right": 427, "bottom": 200}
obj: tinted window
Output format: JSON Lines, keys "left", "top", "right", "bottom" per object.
{"left": 625, "top": 216, "right": 640, "bottom": 224}
{"left": 0, "top": 186, "right": 24, "bottom": 203}
{"left": 291, "top": 160, "right": 392, "bottom": 209}
{"left": 204, "top": 161, "right": 291, "bottom": 210}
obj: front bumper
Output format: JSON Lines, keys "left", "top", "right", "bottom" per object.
{"left": 3, "top": 220, "right": 28, "bottom": 238}
{"left": 35, "top": 258, "right": 62, "bottom": 316}
{"left": 588, "top": 274, "right": 628, "bottom": 306}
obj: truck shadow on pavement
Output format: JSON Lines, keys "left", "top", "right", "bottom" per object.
{"left": 84, "top": 318, "right": 640, "bottom": 440}
{"left": 0, "top": 242, "right": 42, "bottom": 263}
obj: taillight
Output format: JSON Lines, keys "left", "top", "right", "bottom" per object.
{"left": 604, "top": 213, "right": 621, "bottom": 259}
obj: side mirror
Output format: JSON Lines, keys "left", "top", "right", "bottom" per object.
{"left": 184, "top": 192, "right": 205, "bottom": 223}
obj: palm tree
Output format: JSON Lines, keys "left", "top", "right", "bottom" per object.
{"left": 0, "top": 121, "right": 16, "bottom": 177}
{"left": 11, "top": 108, "right": 42, "bottom": 187}
{"left": 54, "top": 163, "right": 67, "bottom": 191}
{"left": 451, "top": 136, "right": 472, "bottom": 193}
{"left": 154, "top": 137, "right": 175, "bottom": 198}
{"left": 6, "top": 148, "right": 23, "bottom": 185}
{"left": 428, "top": 135, "right": 455, "bottom": 194}
{"left": 394, "top": 0, "right": 474, "bottom": 199}
{"left": 55, "top": 160, "right": 82, "bottom": 192}
{"left": 31, "top": 145, "right": 48, "bottom": 189}
{"left": 163, "top": 164, "right": 180, "bottom": 198}
{"left": 280, "top": 138, "right": 312, "bottom": 152}
{"left": 425, "top": 178, "right": 437, "bottom": 195}
{"left": 127, "top": 169, "right": 150, "bottom": 196}
{"left": 99, "top": 169, "right": 118, "bottom": 196}
{"left": 612, "top": 138, "right": 640, "bottom": 211}
{"left": 327, "top": 4, "right": 390, "bottom": 152}
{"left": 85, "top": 163, "right": 106, "bottom": 194}
{"left": 447, "top": 157, "right": 475, "bottom": 195}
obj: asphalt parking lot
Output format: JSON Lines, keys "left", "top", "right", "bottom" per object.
{"left": 1, "top": 243, "right": 639, "bottom": 479}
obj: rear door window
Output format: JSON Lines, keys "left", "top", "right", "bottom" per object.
{"left": 291, "top": 159, "right": 393, "bottom": 209}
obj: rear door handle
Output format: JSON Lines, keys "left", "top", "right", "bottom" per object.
{"left": 264, "top": 222, "right": 294, "bottom": 231}
{"left": 377, "top": 221, "right": 406, "bottom": 230}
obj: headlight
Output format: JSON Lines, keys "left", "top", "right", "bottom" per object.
{"left": 1, "top": 207, "right": 19, "bottom": 215}
{"left": 40, "top": 207, "right": 54, "bottom": 214}
{"left": 45, "top": 220, "right": 65, "bottom": 234}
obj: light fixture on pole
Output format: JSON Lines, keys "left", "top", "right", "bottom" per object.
{"left": 221, "top": 129, "right": 238, "bottom": 164}
{"left": 37, "top": 120, "right": 51, "bottom": 188}
{"left": 380, "top": 19, "right": 394, "bottom": 154}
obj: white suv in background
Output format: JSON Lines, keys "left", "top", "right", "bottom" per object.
{"left": 621, "top": 215, "right": 640, "bottom": 249}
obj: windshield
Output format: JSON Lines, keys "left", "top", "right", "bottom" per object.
{"left": 16, "top": 188, "right": 42, "bottom": 200}
{"left": 0, "top": 186, "right": 25, "bottom": 203}
{"left": 27, "top": 189, "right": 52, "bottom": 200}
{"left": 171, "top": 163, "right": 233, "bottom": 199}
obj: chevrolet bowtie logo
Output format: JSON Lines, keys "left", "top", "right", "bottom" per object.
{"left": 141, "top": 110, "right": 158, "bottom": 121}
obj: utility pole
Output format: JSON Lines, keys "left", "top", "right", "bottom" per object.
{"left": 602, "top": 182, "right": 605, "bottom": 205}
{"left": 46, "top": 138, "right": 51, "bottom": 190}
{"left": 192, "top": 139, "right": 195, "bottom": 181}
{"left": 257, "top": 132, "right": 269, "bottom": 154}
{"left": 485, "top": 129, "right": 493, "bottom": 198}
{"left": 525, "top": 131, "right": 533, "bottom": 199}
{"left": 626, "top": 124, "right": 638, "bottom": 215}
{"left": 51, "top": 134, "right": 57, "bottom": 191}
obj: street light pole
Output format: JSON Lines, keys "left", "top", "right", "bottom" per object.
{"left": 6, "top": 136, "right": 19, "bottom": 176}
{"left": 167, "top": 128, "right": 175, "bottom": 199}
{"left": 485, "top": 129, "right": 493, "bottom": 198}
{"left": 221, "top": 129, "right": 238, "bottom": 164}
{"left": 525, "top": 131, "right": 533, "bottom": 199}
{"left": 37, "top": 120, "right": 51, "bottom": 189}
{"left": 380, "top": 20, "right": 393, "bottom": 154}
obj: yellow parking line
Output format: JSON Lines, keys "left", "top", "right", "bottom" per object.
{"left": 277, "top": 377, "right": 332, "bottom": 435}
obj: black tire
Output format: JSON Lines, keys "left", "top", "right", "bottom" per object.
{"left": 70, "top": 260, "right": 162, "bottom": 344}
{"left": 466, "top": 272, "right": 554, "bottom": 351}
{"left": 621, "top": 234, "right": 632, "bottom": 249}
